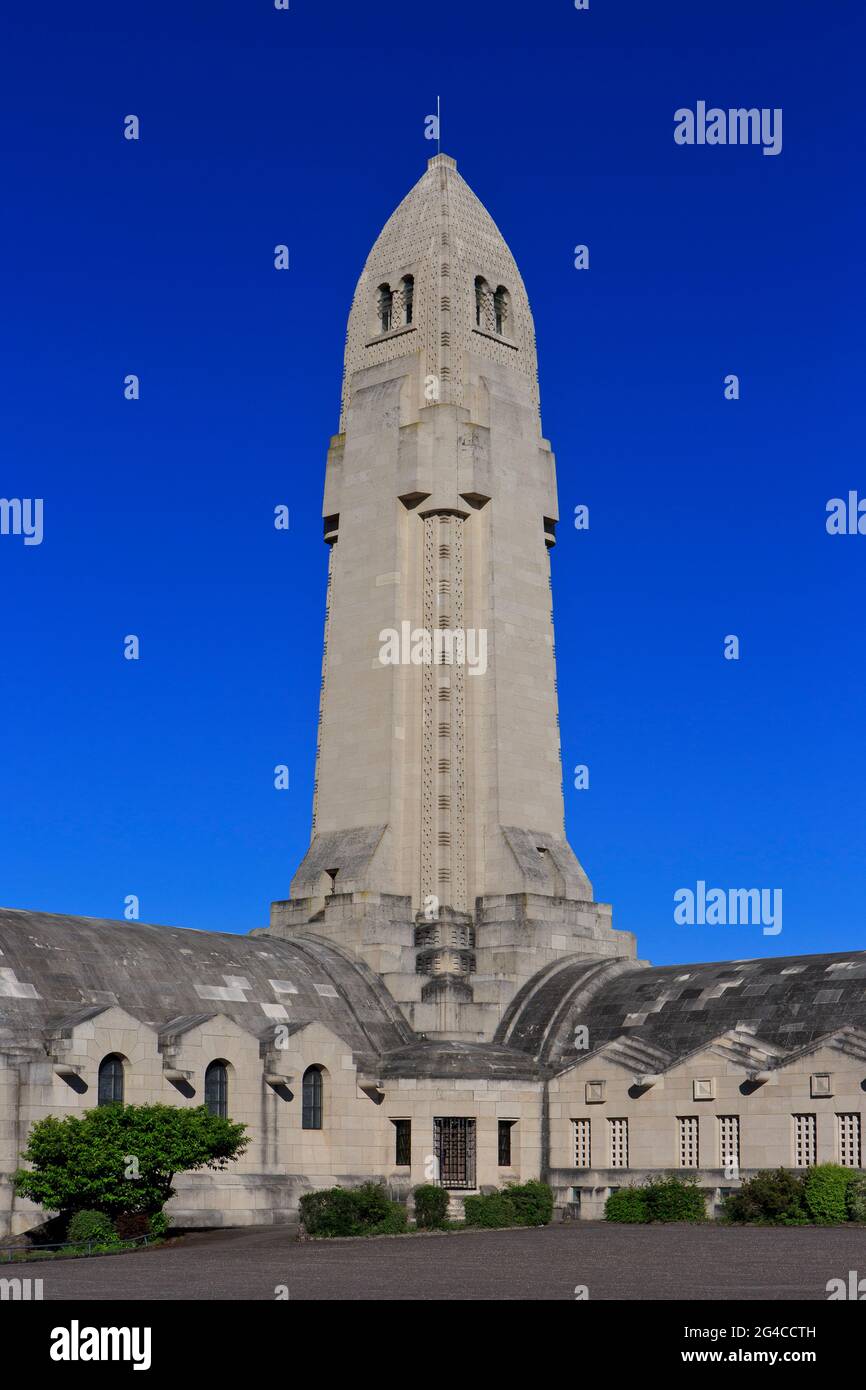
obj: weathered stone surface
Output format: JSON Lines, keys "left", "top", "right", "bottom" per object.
{"left": 2, "top": 155, "right": 864, "bottom": 1238}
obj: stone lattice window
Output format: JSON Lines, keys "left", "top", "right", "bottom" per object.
{"left": 678, "top": 1115, "right": 699, "bottom": 1168}
{"left": 719, "top": 1115, "right": 740, "bottom": 1171}
{"left": 837, "top": 1112, "right": 861, "bottom": 1168}
{"left": 793, "top": 1113, "right": 817, "bottom": 1167}
{"left": 573, "top": 1117, "right": 591, "bottom": 1169}
{"left": 608, "top": 1117, "right": 628, "bottom": 1169}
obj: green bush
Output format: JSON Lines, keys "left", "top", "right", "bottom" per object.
{"left": 463, "top": 1182, "right": 554, "bottom": 1229}
{"left": 147, "top": 1210, "right": 170, "bottom": 1239}
{"left": 413, "top": 1184, "right": 449, "bottom": 1229}
{"left": 67, "top": 1210, "right": 117, "bottom": 1246}
{"left": 604, "top": 1187, "right": 649, "bottom": 1223}
{"left": 350, "top": 1181, "right": 392, "bottom": 1227}
{"left": 503, "top": 1180, "right": 554, "bottom": 1226}
{"left": 845, "top": 1174, "right": 866, "bottom": 1222}
{"left": 298, "top": 1183, "right": 406, "bottom": 1237}
{"left": 722, "top": 1169, "right": 807, "bottom": 1225}
{"left": 463, "top": 1192, "right": 514, "bottom": 1228}
{"left": 803, "top": 1165, "right": 854, "bottom": 1225}
{"left": 367, "top": 1204, "right": 408, "bottom": 1235}
{"left": 644, "top": 1175, "right": 707, "bottom": 1223}
{"left": 299, "top": 1187, "right": 363, "bottom": 1237}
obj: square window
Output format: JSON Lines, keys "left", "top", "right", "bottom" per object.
{"left": 811, "top": 1073, "right": 833, "bottom": 1098}
{"left": 693, "top": 1078, "right": 715, "bottom": 1101}
{"left": 585, "top": 1080, "right": 606, "bottom": 1104}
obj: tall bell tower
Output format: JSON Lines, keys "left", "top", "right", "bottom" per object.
{"left": 268, "top": 155, "right": 636, "bottom": 1038}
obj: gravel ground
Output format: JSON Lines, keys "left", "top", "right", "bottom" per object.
{"left": 18, "top": 1221, "right": 866, "bottom": 1301}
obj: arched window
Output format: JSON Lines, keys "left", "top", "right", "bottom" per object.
{"left": 474, "top": 276, "right": 489, "bottom": 328}
{"left": 97, "top": 1054, "right": 124, "bottom": 1106}
{"left": 378, "top": 283, "right": 393, "bottom": 334}
{"left": 302, "top": 1065, "right": 323, "bottom": 1130}
{"left": 494, "top": 286, "right": 510, "bottom": 336}
{"left": 205, "top": 1061, "right": 228, "bottom": 1119}
{"left": 401, "top": 275, "right": 414, "bottom": 326}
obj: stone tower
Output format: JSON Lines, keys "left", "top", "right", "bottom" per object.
{"left": 269, "top": 155, "right": 636, "bottom": 1038}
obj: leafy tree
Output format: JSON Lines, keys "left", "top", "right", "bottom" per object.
{"left": 14, "top": 1104, "right": 247, "bottom": 1220}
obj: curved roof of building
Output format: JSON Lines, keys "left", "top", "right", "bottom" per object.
{"left": 498, "top": 950, "right": 866, "bottom": 1070}
{"left": 0, "top": 909, "right": 412, "bottom": 1064}
{"left": 379, "top": 1039, "right": 539, "bottom": 1082}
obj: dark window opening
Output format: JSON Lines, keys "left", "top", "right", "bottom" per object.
{"left": 302, "top": 1065, "right": 324, "bottom": 1130}
{"left": 97, "top": 1054, "right": 124, "bottom": 1106}
{"left": 378, "top": 283, "right": 393, "bottom": 333}
{"left": 474, "top": 276, "right": 487, "bottom": 327}
{"left": 402, "top": 275, "right": 414, "bottom": 326}
{"left": 494, "top": 286, "right": 509, "bottom": 336}
{"left": 204, "top": 1060, "right": 228, "bottom": 1119}
{"left": 498, "top": 1120, "right": 516, "bottom": 1166}
{"left": 392, "top": 1118, "right": 411, "bottom": 1166}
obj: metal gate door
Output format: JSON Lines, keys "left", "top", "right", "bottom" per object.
{"left": 433, "top": 1117, "right": 476, "bottom": 1189}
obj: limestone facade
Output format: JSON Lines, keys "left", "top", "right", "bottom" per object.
{"left": 2, "top": 157, "right": 863, "bottom": 1238}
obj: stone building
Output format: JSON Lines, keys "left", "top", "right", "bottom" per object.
{"left": 2, "top": 156, "right": 864, "bottom": 1236}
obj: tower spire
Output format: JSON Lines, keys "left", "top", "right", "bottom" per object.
{"left": 270, "top": 157, "right": 633, "bottom": 1039}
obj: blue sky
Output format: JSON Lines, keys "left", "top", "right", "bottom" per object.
{"left": 1, "top": 1, "right": 863, "bottom": 966}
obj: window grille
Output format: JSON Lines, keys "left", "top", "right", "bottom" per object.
{"left": 793, "top": 1113, "right": 817, "bottom": 1167}
{"left": 433, "top": 1117, "right": 476, "bottom": 1189}
{"left": 573, "top": 1118, "right": 591, "bottom": 1169}
{"left": 679, "top": 1115, "right": 699, "bottom": 1168}
{"left": 608, "top": 1117, "right": 628, "bottom": 1169}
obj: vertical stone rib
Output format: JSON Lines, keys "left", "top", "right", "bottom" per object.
{"left": 311, "top": 545, "right": 334, "bottom": 837}
{"left": 438, "top": 164, "right": 452, "bottom": 405}
{"left": 421, "top": 516, "right": 436, "bottom": 904}
{"left": 436, "top": 516, "right": 452, "bottom": 901}
{"left": 451, "top": 517, "right": 467, "bottom": 911}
